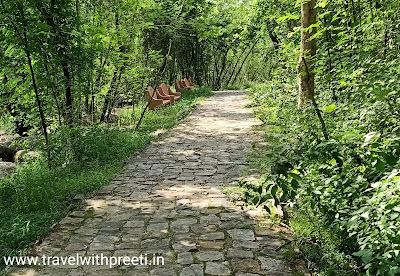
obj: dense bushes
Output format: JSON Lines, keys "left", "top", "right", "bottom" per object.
{"left": 246, "top": 79, "right": 400, "bottom": 275}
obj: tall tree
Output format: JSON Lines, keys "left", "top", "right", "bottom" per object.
{"left": 297, "top": 0, "right": 317, "bottom": 108}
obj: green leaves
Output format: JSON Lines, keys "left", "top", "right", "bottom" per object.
{"left": 36, "top": 22, "right": 52, "bottom": 32}
{"left": 270, "top": 185, "right": 278, "bottom": 197}
{"left": 353, "top": 250, "right": 373, "bottom": 264}
{"left": 373, "top": 158, "right": 385, "bottom": 172}
{"left": 324, "top": 104, "right": 336, "bottom": 113}
{"left": 277, "top": 13, "right": 299, "bottom": 23}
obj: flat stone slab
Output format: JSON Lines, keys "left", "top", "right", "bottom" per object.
{"left": 228, "top": 229, "right": 255, "bottom": 241}
{"left": 227, "top": 249, "right": 254, "bottom": 259}
{"left": 231, "top": 258, "right": 263, "bottom": 274}
{"left": 195, "top": 250, "right": 224, "bottom": 261}
{"left": 205, "top": 262, "right": 232, "bottom": 275}
{"left": 180, "top": 264, "right": 204, "bottom": 276}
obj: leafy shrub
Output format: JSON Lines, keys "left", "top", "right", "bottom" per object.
{"left": 246, "top": 79, "right": 400, "bottom": 275}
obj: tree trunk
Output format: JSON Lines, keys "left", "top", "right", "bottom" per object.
{"left": 36, "top": 2, "right": 73, "bottom": 125}
{"left": 226, "top": 45, "right": 248, "bottom": 87}
{"left": 63, "top": 62, "right": 73, "bottom": 125}
{"left": 297, "top": 0, "right": 317, "bottom": 108}
{"left": 106, "top": 70, "right": 123, "bottom": 122}
{"left": 232, "top": 39, "right": 259, "bottom": 85}
{"left": 100, "top": 70, "right": 119, "bottom": 122}
{"left": 267, "top": 19, "right": 280, "bottom": 51}
{"left": 215, "top": 49, "right": 228, "bottom": 89}
{"left": 26, "top": 48, "right": 51, "bottom": 165}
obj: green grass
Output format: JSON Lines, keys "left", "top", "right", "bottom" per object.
{"left": 289, "top": 209, "right": 360, "bottom": 276}
{"left": 0, "top": 87, "right": 213, "bottom": 272}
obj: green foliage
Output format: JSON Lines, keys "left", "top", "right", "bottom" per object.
{"left": 239, "top": 0, "right": 400, "bottom": 274}
{"left": 247, "top": 75, "right": 400, "bottom": 275}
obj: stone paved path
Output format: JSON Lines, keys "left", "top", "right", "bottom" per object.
{"left": 9, "top": 91, "right": 294, "bottom": 276}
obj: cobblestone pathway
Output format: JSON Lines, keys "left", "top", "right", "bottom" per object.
{"left": 9, "top": 91, "right": 295, "bottom": 276}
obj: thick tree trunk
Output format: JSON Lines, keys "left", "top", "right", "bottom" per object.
{"left": 297, "top": 0, "right": 317, "bottom": 108}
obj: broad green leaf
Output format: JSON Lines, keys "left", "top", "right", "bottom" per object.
{"left": 271, "top": 185, "right": 278, "bottom": 197}
{"left": 324, "top": 104, "right": 336, "bottom": 113}
{"left": 353, "top": 250, "right": 373, "bottom": 264}
{"left": 288, "top": 172, "right": 302, "bottom": 182}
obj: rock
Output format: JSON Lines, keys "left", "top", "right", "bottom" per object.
{"left": 220, "top": 212, "right": 244, "bottom": 221}
{"left": 124, "top": 221, "right": 145, "bottom": 228}
{"left": 150, "top": 268, "right": 177, "bottom": 276}
{"left": 0, "top": 161, "right": 16, "bottom": 177}
{"left": 177, "top": 252, "right": 193, "bottom": 265}
{"left": 258, "top": 257, "right": 290, "bottom": 274}
{"left": 200, "top": 215, "right": 221, "bottom": 225}
{"left": 191, "top": 224, "right": 219, "bottom": 234}
{"left": 0, "top": 144, "right": 17, "bottom": 162}
{"left": 195, "top": 251, "right": 224, "bottom": 261}
{"left": 230, "top": 258, "right": 262, "bottom": 274}
{"left": 171, "top": 218, "right": 197, "bottom": 233}
{"left": 205, "top": 262, "right": 231, "bottom": 275}
{"left": 199, "top": 232, "right": 224, "bottom": 240}
{"left": 14, "top": 150, "right": 39, "bottom": 163}
{"left": 172, "top": 240, "right": 197, "bottom": 252}
{"left": 141, "top": 239, "right": 170, "bottom": 253}
{"left": 147, "top": 222, "right": 169, "bottom": 237}
{"left": 227, "top": 249, "right": 253, "bottom": 259}
{"left": 180, "top": 264, "right": 204, "bottom": 276}
{"left": 198, "top": 241, "right": 224, "bottom": 250}
{"left": 227, "top": 229, "right": 255, "bottom": 241}
{"left": 232, "top": 240, "right": 259, "bottom": 249}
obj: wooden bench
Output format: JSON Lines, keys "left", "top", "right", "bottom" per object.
{"left": 175, "top": 80, "right": 190, "bottom": 92}
{"left": 145, "top": 87, "right": 172, "bottom": 110}
{"left": 188, "top": 79, "right": 199, "bottom": 88}
{"left": 159, "top": 83, "right": 181, "bottom": 101}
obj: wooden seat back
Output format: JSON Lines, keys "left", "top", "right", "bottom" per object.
{"left": 146, "top": 87, "right": 156, "bottom": 101}
{"left": 157, "top": 84, "right": 169, "bottom": 97}
{"left": 183, "top": 78, "right": 192, "bottom": 88}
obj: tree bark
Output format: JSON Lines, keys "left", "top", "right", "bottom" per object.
{"left": 297, "top": 0, "right": 317, "bottom": 108}
{"left": 215, "top": 49, "right": 228, "bottom": 89}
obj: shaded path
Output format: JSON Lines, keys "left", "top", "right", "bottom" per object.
{"left": 9, "top": 91, "right": 293, "bottom": 276}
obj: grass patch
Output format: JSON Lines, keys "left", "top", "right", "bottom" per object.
{"left": 0, "top": 87, "right": 213, "bottom": 272}
{"left": 290, "top": 209, "right": 359, "bottom": 276}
